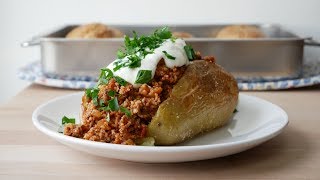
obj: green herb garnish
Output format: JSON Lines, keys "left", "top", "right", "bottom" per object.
{"left": 156, "top": 26, "right": 172, "bottom": 39}
{"left": 86, "top": 88, "right": 99, "bottom": 106}
{"left": 170, "top": 36, "right": 177, "bottom": 43}
{"left": 108, "top": 97, "right": 120, "bottom": 111}
{"left": 113, "top": 60, "right": 126, "bottom": 72}
{"left": 117, "top": 50, "right": 126, "bottom": 59}
{"left": 120, "top": 106, "right": 131, "bottom": 117}
{"left": 100, "top": 97, "right": 120, "bottom": 111}
{"left": 184, "top": 45, "right": 196, "bottom": 61}
{"left": 99, "top": 98, "right": 131, "bottom": 117}
{"left": 99, "top": 99, "right": 105, "bottom": 107}
{"left": 233, "top": 109, "right": 238, "bottom": 113}
{"left": 98, "top": 68, "right": 113, "bottom": 85}
{"left": 108, "top": 90, "right": 116, "bottom": 97}
{"left": 114, "top": 76, "right": 127, "bottom": 86}
{"left": 135, "top": 70, "right": 152, "bottom": 84}
{"left": 99, "top": 106, "right": 110, "bottom": 111}
{"left": 114, "top": 27, "right": 173, "bottom": 71}
{"left": 62, "top": 116, "right": 75, "bottom": 125}
{"left": 127, "top": 54, "right": 141, "bottom": 68}
{"left": 162, "top": 51, "right": 176, "bottom": 60}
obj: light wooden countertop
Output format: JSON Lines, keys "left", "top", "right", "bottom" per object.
{"left": 1, "top": 84, "right": 320, "bottom": 179}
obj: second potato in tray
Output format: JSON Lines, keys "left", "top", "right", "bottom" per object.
{"left": 66, "top": 23, "right": 123, "bottom": 38}
{"left": 215, "top": 25, "right": 265, "bottom": 39}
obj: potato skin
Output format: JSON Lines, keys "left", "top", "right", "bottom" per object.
{"left": 148, "top": 60, "right": 239, "bottom": 145}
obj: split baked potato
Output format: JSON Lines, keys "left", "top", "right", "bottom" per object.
{"left": 148, "top": 60, "right": 239, "bottom": 145}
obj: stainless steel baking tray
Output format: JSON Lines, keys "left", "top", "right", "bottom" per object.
{"left": 21, "top": 24, "right": 320, "bottom": 81}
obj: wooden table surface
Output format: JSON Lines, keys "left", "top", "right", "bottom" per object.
{"left": 1, "top": 84, "right": 320, "bottom": 179}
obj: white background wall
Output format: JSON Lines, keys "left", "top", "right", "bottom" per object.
{"left": 1, "top": 0, "right": 320, "bottom": 104}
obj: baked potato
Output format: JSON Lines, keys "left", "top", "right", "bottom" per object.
{"left": 148, "top": 60, "right": 239, "bottom": 145}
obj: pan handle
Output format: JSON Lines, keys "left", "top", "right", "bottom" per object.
{"left": 21, "top": 37, "right": 40, "bottom": 47}
{"left": 304, "top": 37, "right": 320, "bottom": 47}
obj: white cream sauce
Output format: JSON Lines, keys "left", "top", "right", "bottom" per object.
{"left": 107, "top": 38, "right": 189, "bottom": 88}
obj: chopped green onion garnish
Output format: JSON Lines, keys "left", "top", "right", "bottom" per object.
{"left": 62, "top": 116, "right": 75, "bottom": 125}
{"left": 135, "top": 70, "right": 152, "bottom": 84}
{"left": 162, "top": 51, "right": 176, "bottom": 60}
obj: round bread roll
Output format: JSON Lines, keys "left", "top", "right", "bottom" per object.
{"left": 66, "top": 23, "right": 123, "bottom": 38}
{"left": 215, "top": 25, "right": 265, "bottom": 39}
{"left": 172, "top": 31, "right": 193, "bottom": 38}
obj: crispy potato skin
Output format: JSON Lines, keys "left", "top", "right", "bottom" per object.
{"left": 148, "top": 60, "right": 239, "bottom": 145}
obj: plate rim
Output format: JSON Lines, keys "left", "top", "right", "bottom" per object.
{"left": 32, "top": 93, "right": 289, "bottom": 152}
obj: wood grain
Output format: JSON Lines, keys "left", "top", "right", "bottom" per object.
{"left": 0, "top": 84, "right": 320, "bottom": 179}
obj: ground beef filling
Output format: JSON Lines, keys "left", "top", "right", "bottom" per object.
{"left": 64, "top": 60, "right": 187, "bottom": 145}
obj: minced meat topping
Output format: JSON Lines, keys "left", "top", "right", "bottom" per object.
{"left": 64, "top": 59, "right": 187, "bottom": 145}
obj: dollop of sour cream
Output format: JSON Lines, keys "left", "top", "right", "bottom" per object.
{"left": 107, "top": 38, "right": 189, "bottom": 88}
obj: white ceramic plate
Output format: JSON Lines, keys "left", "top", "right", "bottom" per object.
{"left": 32, "top": 93, "right": 288, "bottom": 163}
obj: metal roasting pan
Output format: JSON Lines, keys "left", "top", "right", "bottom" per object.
{"left": 21, "top": 24, "right": 320, "bottom": 81}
